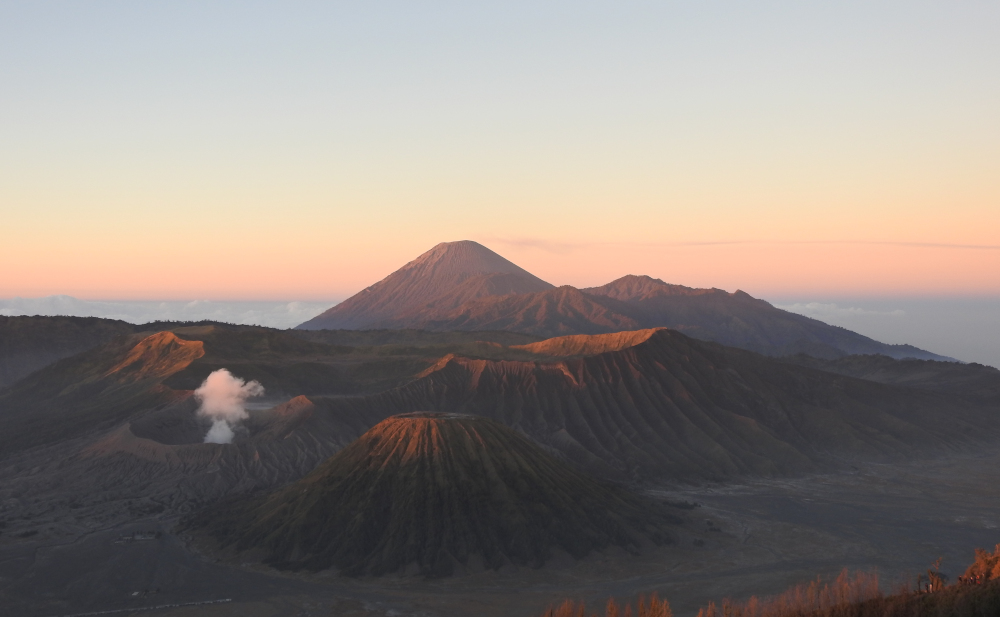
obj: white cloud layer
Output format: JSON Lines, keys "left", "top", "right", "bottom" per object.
{"left": 776, "top": 302, "right": 906, "bottom": 318}
{"left": 0, "top": 296, "right": 334, "bottom": 330}
{"left": 772, "top": 297, "right": 1000, "bottom": 369}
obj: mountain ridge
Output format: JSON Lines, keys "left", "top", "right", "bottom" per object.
{"left": 297, "top": 242, "right": 949, "bottom": 361}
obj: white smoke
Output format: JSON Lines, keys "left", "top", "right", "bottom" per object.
{"left": 194, "top": 369, "right": 264, "bottom": 444}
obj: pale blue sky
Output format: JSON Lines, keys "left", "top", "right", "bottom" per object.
{"left": 1, "top": 0, "right": 998, "bottom": 371}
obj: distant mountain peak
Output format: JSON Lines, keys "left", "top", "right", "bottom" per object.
{"left": 583, "top": 275, "right": 716, "bottom": 301}
{"left": 399, "top": 240, "right": 527, "bottom": 275}
{"left": 296, "top": 243, "right": 948, "bottom": 362}
{"left": 297, "top": 241, "right": 554, "bottom": 330}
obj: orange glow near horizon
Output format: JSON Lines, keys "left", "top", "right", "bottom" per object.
{"left": 2, "top": 3, "right": 998, "bottom": 302}
{"left": 3, "top": 234, "right": 999, "bottom": 301}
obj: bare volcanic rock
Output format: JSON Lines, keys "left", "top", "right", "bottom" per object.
{"left": 298, "top": 241, "right": 554, "bottom": 330}
{"left": 188, "top": 413, "right": 678, "bottom": 577}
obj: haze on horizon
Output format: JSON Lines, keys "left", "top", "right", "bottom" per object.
{"left": 2, "top": 1, "right": 998, "bottom": 302}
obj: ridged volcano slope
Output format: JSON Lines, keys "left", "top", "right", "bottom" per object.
{"left": 417, "top": 276, "right": 945, "bottom": 360}
{"left": 188, "top": 413, "right": 678, "bottom": 577}
{"left": 582, "top": 275, "right": 946, "bottom": 360}
{"left": 297, "top": 242, "right": 945, "bottom": 360}
{"left": 311, "top": 329, "right": 996, "bottom": 482}
{"left": 298, "top": 241, "right": 554, "bottom": 330}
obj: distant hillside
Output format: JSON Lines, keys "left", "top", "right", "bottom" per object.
{"left": 0, "top": 323, "right": 553, "bottom": 455}
{"left": 302, "top": 329, "right": 994, "bottom": 482}
{"left": 297, "top": 242, "right": 949, "bottom": 361}
{"left": 186, "top": 412, "right": 679, "bottom": 576}
{"left": 782, "top": 353, "right": 1000, "bottom": 404}
{"left": 0, "top": 315, "right": 136, "bottom": 388}
{"left": 0, "top": 331, "right": 204, "bottom": 453}
{"left": 582, "top": 275, "right": 947, "bottom": 360}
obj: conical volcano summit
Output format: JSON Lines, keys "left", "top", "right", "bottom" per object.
{"left": 299, "top": 241, "right": 949, "bottom": 361}
{"left": 299, "top": 240, "right": 554, "bottom": 330}
{"left": 187, "top": 412, "right": 679, "bottom": 577}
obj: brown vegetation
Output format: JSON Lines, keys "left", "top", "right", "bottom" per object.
{"left": 959, "top": 545, "right": 1000, "bottom": 586}
{"left": 538, "top": 549, "right": 1000, "bottom": 617}
{"left": 693, "top": 570, "right": 881, "bottom": 617}
{"left": 541, "top": 594, "right": 673, "bottom": 617}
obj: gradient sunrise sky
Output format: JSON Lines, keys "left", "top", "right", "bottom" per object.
{"left": 2, "top": 2, "right": 998, "bottom": 301}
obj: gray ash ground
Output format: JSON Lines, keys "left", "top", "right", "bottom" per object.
{"left": 2, "top": 451, "right": 999, "bottom": 617}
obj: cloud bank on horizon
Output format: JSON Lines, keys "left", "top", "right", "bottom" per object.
{"left": 0, "top": 296, "right": 333, "bottom": 330}
{"left": 777, "top": 298, "right": 1000, "bottom": 370}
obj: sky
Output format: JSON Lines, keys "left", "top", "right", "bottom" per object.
{"left": 2, "top": 1, "right": 998, "bottom": 302}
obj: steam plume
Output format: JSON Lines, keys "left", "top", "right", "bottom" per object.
{"left": 194, "top": 369, "right": 264, "bottom": 444}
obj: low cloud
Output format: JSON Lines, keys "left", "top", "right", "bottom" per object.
{"left": 777, "top": 302, "right": 906, "bottom": 318}
{"left": 194, "top": 369, "right": 264, "bottom": 444}
{"left": 0, "top": 296, "right": 335, "bottom": 329}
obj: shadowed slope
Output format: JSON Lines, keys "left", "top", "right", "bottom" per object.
{"left": 298, "top": 241, "right": 553, "bottom": 330}
{"left": 189, "top": 412, "right": 679, "bottom": 577}
{"left": 312, "top": 329, "right": 995, "bottom": 482}
{"left": 783, "top": 354, "right": 1000, "bottom": 404}
{"left": 0, "top": 315, "right": 137, "bottom": 388}
{"left": 296, "top": 242, "right": 946, "bottom": 360}
{"left": 0, "top": 331, "right": 204, "bottom": 454}
{"left": 582, "top": 275, "right": 947, "bottom": 360}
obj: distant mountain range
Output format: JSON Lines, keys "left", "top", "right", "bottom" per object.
{"left": 298, "top": 241, "right": 949, "bottom": 361}
{"left": 4, "top": 324, "right": 993, "bottom": 494}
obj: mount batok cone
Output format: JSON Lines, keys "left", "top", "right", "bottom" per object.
{"left": 187, "top": 412, "right": 679, "bottom": 577}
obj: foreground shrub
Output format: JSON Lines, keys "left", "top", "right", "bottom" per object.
{"left": 541, "top": 593, "right": 673, "bottom": 617}
{"left": 696, "top": 569, "right": 881, "bottom": 617}
{"left": 959, "top": 544, "right": 1000, "bottom": 586}
{"left": 536, "top": 547, "right": 1000, "bottom": 617}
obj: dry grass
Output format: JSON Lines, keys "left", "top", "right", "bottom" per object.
{"left": 538, "top": 549, "right": 1000, "bottom": 617}
{"left": 541, "top": 593, "right": 673, "bottom": 617}
{"left": 694, "top": 569, "right": 880, "bottom": 617}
